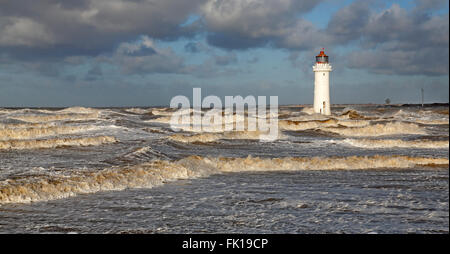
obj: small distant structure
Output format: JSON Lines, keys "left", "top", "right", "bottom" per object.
{"left": 385, "top": 98, "right": 391, "bottom": 105}
{"left": 312, "top": 48, "right": 332, "bottom": 115}
{"left": 421, "top": 88, "right": 424, "bottom": 107}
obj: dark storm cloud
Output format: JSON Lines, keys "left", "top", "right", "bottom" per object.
{"left": 206, "top": 32, "right": 271, "bottom": 50}
{"left": 414, "top": 0, "right": 448, "bottom": 11}
{"left": 0, "top": 0, "right": 448, "bottom": 78}
{"left": 184, "top": 41, "right": 212, "bottom": 54}
{"left": 108, "top": 36, "right": 240, "bottom": 77}
{"left": 116, "top": 48, "right": 185, "bottom": 75}
{"left": 327, "top": 1, "right": 449, "bottom": 76}
{"left": 326, "top": 1, "right": 371, "bottom": 44}
{"left": 200, "top": 0, "right": 448, "bottom": 76}
{"left": 201, "top": 0, "right": 325, "bottom": 50}
{"left": 0, "top": 0, "right": 208, "bottom": 78}
{"left": 346, "top": 47, "right": 449, "bottom": 76}
{"left": 0, "top": 0, "right": 325, "bottom": 53}
{"left": 327, "top": 0, "right": 448, "bottom": 48}
{"left": 0, "top": 0, "right": 207, "bottom": 58}
{"left": 122, "top": 46, "right": 157, "bottom": 57}
{"left": 0, "top": 45, "right": 109, "bottom": 62}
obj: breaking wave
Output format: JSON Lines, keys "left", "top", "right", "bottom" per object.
{"left": 56, "top": 107, "right": 100, "bottom": 114}
{"left": 0, "top": 155, "right": 447, "bottom": 204}
{"left": 151, "top": 108, "right": 178, "bottom": 116}
{"left": 122, "top": 146, "right": 170, "bottom": 161}
{"left": 0, "top": 109, "right": 13, "bottom": 114}
{"left": 151, "top": 113, "right": 275, "bottom": 133}
{"left": 339, "top": 109, "right": 377, "bottom": 120}
{"left": 341, "top": 138, "right": 449, "bottom": 149}
{"left": 125, "top": 108, "right": 152, "bottom": 114}
{"left": 184, "top": 155, "right": 448, "bottom": 173}
{"left": 0, "top": 125, "right": 98, "bottom": 140}
{"left": 335, "top": 120, "right": 371, "bottom": 127}
{"left": 168, "top": 130, "right": 283, "bottom": 143}
{"left": 279, "top": 119, "right": 338, "bottom": 131}
{"left": 322, "top": 122, "right": 425, "bottom": 136}
{"left": 413, "top": 119, "right": 449, "bottom": 125}
{"left": 154, "top": 113, "right": 418, "bottom": 136}
{"left": 285, "top": 114, "right": 330, "bottom": 121}
{"left": 279, "top": 118, "right": 371, "bottom": 131}
{"left": 391, "top": 109, "right": 449, "bottom": 123}
{"left": 0, "top": 136, "right": 117, "bottom": 150}
{"left": 0, "top": 122, "right": 56, "bottom": 129}
{"left": 169, "top": 133, "right": 222, "bottom": 143}
{"left": 147, "top": 115, "right": 172, "bottom": 124}
{"left": 10, "top": 112, "right": 99, "bottom": 123}
{"left": 0, "top": 160, "right": 189, "bottom": 204}
{"left": 300, "top": 107, "right": 315, "bottom": 115}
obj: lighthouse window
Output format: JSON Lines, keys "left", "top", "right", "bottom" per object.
{"left": 323, "top": 73, "right": 325, "bottom": 76}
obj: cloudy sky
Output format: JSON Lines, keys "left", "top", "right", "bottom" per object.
{"left": 0, "top": 0, "right": 448, "bottom": 107}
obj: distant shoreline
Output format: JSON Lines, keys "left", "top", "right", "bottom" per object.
{"left": 0, "top": 103, "right": 448, "bottom": 109}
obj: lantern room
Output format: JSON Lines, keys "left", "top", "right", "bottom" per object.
{"left": 315, "top": 48, "right": 329, "bottom": 63}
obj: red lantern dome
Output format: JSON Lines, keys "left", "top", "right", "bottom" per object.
{"left": 316, "top": 48, "right": 329, "bottom": 63}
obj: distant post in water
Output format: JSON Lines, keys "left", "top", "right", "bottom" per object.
{"left": 421, "top": 88, "right": 424, "bottom": 107}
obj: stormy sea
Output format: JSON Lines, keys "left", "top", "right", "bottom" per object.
{"left": 0, "top": 104, "right": 448, "bottom": 233}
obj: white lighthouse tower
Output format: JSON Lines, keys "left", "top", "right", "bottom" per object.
{"left": 313, "top": 48, "right": 332, "bottom": 115}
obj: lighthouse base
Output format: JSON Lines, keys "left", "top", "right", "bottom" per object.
{"left": 313, "top": 101, "right": 331, "bottom": 115}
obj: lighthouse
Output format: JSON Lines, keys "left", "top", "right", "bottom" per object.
{"left": 313, "top": 49, "right": 332, "bottom": 115}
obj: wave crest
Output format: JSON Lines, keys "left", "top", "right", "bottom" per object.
{"left": 341, "top": 138, "right": 448, "bottom": 149}
{"left": 168, "top": 130, "right": 281, "bottom": 143}
{"left": 323, "top": 122, "right": 425, "bottom": 136}
{"left": 340, "top": 109, "right": 376, "bottom": 120}
{"left": 1, "top": 155, "right": 447, "bottom": 204}
{"left": 182, "top": 155, "right": 448, "bottom": 173}
{"left": 414, "top": 119, "right": 449, "bottom": 125}
{"left": 10, "top": 112, "right": 99, "bottom": 123}
{"left": 0, "top": 136, "right": 117, "bottom": 150}
{"left": 279, "top": 119, "right": 338, "bottom": 131}
{"left": 57, "top": 107, "right": 99, "bottom": 114}
{"left": 0, "top": 125, "right": 97, "bottom": 140}
{"left": 0, "top": 160, "right": 190, "bottom": 204}
{"left": 0, "top": 122, "right": 56, "bottom": 129}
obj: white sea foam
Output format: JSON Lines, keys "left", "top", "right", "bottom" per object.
{"left": 0, "top": 136, "right": 117, "bottom": 150}
{"left": 341, "top": 138, "right": 449, "bottom": 149}
{"left": 339, "top": 108, "right": 378, "bottom": 120}
{"left": 300, "top": 107, "right": 315, "bottom": 115}
{"left": 0, "top": 125, "right": 98, "bottom": 141}
{"left": 0, "top": 122, "right": 57, "bottom": 129}
{"left": 279, "top": 119, "right": 339, "bottom": 131}
{"left": 0, "top": 155, "right": 447, "bottom": 204}
{"left": 413, "top": 119, "right": 449, "bottom": 125}
{"left": 391, "top": 109, "right": 449, "bottom": 124}
{"left": 168, "top": 130, "right": 284, "bottom": 143}
{"left": 322, "top": 122, "right": 425, "bottom": 136}
{"left": 124, "top": 108, "right": 152, "bottom": 114}
{"left": 151, "top": 113, "right": 271, "bottom": 133}
{"left": 10, "top": 112, "right": 99, "bottom": 123}
{"left": 57, "top": 107, "right": 100, "bottom": 114}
